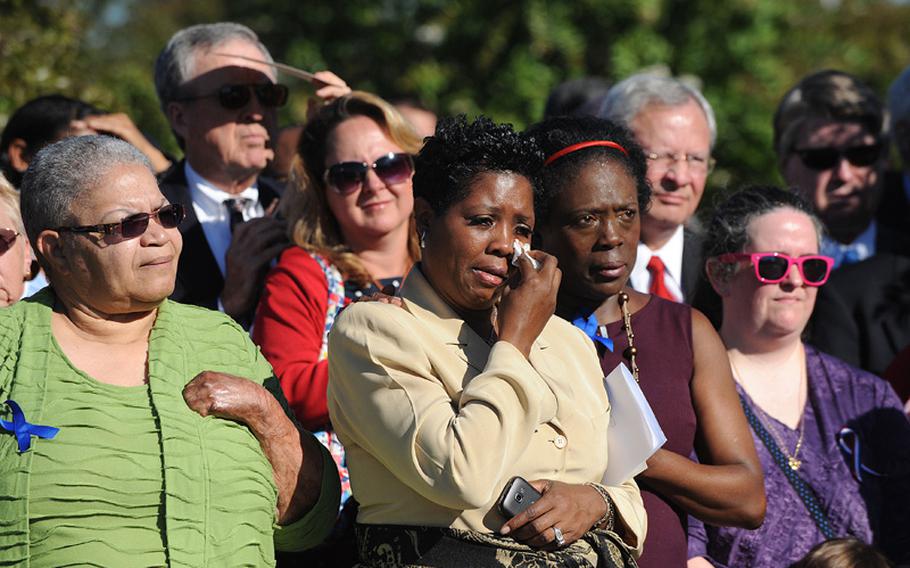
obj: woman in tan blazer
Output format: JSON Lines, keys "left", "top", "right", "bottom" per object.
{"left": 327, "top": 116, "right": 645, "bottom": 567}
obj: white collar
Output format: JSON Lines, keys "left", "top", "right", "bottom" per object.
{"left": 184, "top": 161, "right": 260, "bottom": 217}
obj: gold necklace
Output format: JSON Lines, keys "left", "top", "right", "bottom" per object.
{"left": 729, "top": 354, "right": 806, "bottom": 471}
{"left": 595, "top": 292, "right": 639, "bottom": 382}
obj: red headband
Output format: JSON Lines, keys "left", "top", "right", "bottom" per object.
{"left": 543, "top": 140, "right": 629, "bottom": 167}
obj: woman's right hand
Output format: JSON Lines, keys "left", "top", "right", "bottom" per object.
{"left": 496, "top": 250, "right": 561, "bottom": 358}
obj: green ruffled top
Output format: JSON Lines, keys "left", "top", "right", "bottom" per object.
{"left": 0, "top": 289, "right": 340, "bottom": 567}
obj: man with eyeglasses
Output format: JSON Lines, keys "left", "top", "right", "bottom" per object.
{"left": 599, "top": 72, "right": 716, "bottom": 305}
{"left": 775, "top": 70, "right": 907, "bottom": 270}
{"left": 154, "top": 22, "right": 348, "bottom": 328}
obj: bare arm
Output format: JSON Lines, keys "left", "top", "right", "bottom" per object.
{"left": 636, "top": 309, "right": 765, "bottom": 528}
{"left": 77, "top": 114, "right": 173, "bottom": 173}
{"left": 183, "top": 371, "right": 325, "bottom": 524}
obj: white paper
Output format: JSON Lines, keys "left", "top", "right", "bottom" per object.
{"left": 601, "top": 362, "right": 667, "bottom": 486}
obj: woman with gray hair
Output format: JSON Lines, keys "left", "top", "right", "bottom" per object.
{"left": 688, "top": 185, "right": 910, "bottom": 567}
{"left": 0, "top": 135, "right": 339, "bottom": 565}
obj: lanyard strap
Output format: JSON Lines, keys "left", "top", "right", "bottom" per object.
{"left": 739, "top": 395, "right": 837, "bottom": 539}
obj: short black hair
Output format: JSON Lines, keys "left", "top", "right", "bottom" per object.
{"left": 704, "top": 185, "right": 822, "bottom": 259}
{"left": 413, "top": 115, "right": 543, "bottom": 215}
{"left": 543, "top": 77, "right": 612, "bottom": 119}
{"left": 526, "top": 116, "right": 650, "bottom": 221}
{"left": 1, "top": 95, "right": 105, "bottom": 187}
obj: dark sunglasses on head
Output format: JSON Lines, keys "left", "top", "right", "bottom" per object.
{"left": 324, "top": 153, "right": 414, "bottom": 195}
{"left": 793, "top": 142, "right": 882, "bottom": 171}
{"left": 0, "top": 228, "right": 20, "bottom": 255}
{"left": 56, "top": 204, "right": 185, "bottom": 240}
{"left": 718, "top": 251, "right": 834, "bottom": 286}
{"left": 176, "top": 83, "right": 289, "bottom": 110}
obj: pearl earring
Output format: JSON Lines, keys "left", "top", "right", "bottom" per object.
{"left": 419, "top": 230, "right": 427, "bottom": 249}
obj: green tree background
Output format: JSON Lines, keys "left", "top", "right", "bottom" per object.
{"left": 2, "top": 0, "right": 908, "bottom": 200}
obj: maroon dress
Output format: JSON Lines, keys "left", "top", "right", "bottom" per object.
{"left": 599, "top": 296, "right": 696, "bottom": 568}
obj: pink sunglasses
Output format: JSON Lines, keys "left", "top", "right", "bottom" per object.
{"left": 717, "top": 252, "right": 834, "bottom": 286}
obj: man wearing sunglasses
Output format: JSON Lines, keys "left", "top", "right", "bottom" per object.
{"left": 154, "top": 23, "right": 349, "bottom": 328}
{"left": 807, "top": 67, "right": 910, "bottom": 378}
{"left": 599, "top": 72, "right": 716, "bottom": 306}
{"left": 774, "top": 70, "right": 908, "bottom": 270}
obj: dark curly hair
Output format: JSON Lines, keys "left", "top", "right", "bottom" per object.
{"left": 412, "top": 115, "right": 544, "bottom": 215}
{"left": 704, "top": 185, "right": 823, "bottom": 260}
{"left": 526, "top": 116, "right": 650, "bottom": 222}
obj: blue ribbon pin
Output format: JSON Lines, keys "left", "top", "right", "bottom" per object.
{"left": 837, "top": 427, "right": 882, "bottom": 483}
{"left": 1, "top": 400, "right": 59, "bottom": 453}
{"left": 571, "top": 313, "right": 614, "bottom": 352}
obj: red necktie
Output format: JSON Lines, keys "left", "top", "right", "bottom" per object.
{"left": 647, "top": 256, "right": 677, "bottom": 302}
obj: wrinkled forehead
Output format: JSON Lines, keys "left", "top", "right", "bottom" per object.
{"left": 186, "top": 39, "right": 276, "bottom": 84}
{"left": 790, "top": 117, "right": 877, "bottom": 150}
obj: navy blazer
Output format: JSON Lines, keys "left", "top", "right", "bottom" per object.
{"left": 157, "top": 160, "right": 283, "bottom": 310}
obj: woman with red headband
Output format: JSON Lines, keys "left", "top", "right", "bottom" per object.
{"left": 528, "top": 116, "right": 765, "bottom": 568}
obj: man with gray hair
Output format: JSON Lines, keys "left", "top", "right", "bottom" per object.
{"left": 600, "top": 72, "right": 716, "bottom": 304}
{"left": 154, "top": 22, "right": 348, "bottom": 328}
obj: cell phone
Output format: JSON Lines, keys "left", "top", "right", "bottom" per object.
{"left": 496, "top": 476, "right": 542, "bottom": 518}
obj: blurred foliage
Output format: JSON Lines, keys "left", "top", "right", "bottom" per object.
{"left": 2, "top": 0, "right": 909, "bottom": 201}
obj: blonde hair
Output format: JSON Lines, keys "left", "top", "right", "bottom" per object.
{"left": 282, "top": 91, "right": 423, "bottom": 287}
{"left": 0, "top": 173, "right": 24, "bottom": 235}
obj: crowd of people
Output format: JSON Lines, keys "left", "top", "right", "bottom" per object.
{"left": 1, "top": 19, "right": 909, "bottom": 568}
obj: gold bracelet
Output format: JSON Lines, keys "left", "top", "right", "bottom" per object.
{"left": 584, "top": 482, "right": 615, "bottom": 532}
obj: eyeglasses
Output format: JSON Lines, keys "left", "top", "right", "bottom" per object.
{"left": 793, "top": 143, "right": 882, "bottom": 171}
{"left": 717, "top": 252, "right": 834, "bottom": 286}
{"left": 324, "top": 153, "right": 414, "bottom": 195}
{"left": 644, "top": 151, "right": 716, "bottom": 175}
{"left": 0, "top": 228, "right": 20, "bottom": 255}
{"left": 56, "top": 204, "right": 185, "bottom": 240}
{"left": 176, "top": 83, "right": 289, "bottom": 110}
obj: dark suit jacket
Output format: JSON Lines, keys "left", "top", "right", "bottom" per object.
{"left": 877, "top": 170, "right": 910, "bottom": 243}
{"left": 681, "top": 226, "right": 706, "bottom": 305}
{"left": 809, "top": 253, "right": 910, "bottom": 376}
{"left": 158, "top": 160, "right": 283, "bottom": 310}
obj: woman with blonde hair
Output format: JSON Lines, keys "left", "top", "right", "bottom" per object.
{"left": 0, "top": 174, "right": 36, "bottom": 305}
{"left": 253, "top": 92, "right": 421, "bottom": 535}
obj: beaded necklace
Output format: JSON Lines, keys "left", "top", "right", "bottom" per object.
{"left": 594, "top": 291, "right": 639, "bottom": 382}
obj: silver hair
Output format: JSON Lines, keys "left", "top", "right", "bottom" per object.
{"left": 19, "top": 135, "right": 152, "bottom": 247}
{"left": 154, "top": 22, "right": 275, "bottom": 111}
{"left": 599, "top": 71, "right": 717, "bottom": 148}
{"left": 888, "top": 65, "right": 910, "bottom": 127}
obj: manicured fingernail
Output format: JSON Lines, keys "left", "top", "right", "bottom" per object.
{"left": 500, "top": 525, "right": 510, "bottom": 535}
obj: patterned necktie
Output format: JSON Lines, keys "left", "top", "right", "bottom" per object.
{"left": 647, "top": 256, "right": 677, "bottom": 301}
{"left": 223, "top": 198, "right": 250, "bottom": 233}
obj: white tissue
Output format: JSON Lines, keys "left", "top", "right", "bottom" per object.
{"left": 511, "top": 240, "right": 540, "bottom": 269}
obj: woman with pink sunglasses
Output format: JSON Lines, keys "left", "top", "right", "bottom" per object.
{"left": 688, "top": 185, "right": 910, "bottom": 567}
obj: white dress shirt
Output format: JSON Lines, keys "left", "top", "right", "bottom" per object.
{"left": 630, "top": 224, "right": 684, "bottom": 301}
{"left": 184, "top": 162, "right": 263, "bottom": 276}
{"left": 821, "top": 221, "right": 876, "bottom": 269}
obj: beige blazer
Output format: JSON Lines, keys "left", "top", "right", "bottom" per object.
{"left": 327, "top": 267, "right": 646, "bottom": 556}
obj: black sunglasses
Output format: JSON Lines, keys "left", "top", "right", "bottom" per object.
{"left": 793, "top": 142, "right": 882, "bottom": 171}
{"left": 176, "top": 83, "right": 289, "bottom": 110}
{"left": 0, "top": 228, "right": 20, "bottom": 255}
{"left": 56, "top": 204, "right": 185, "bottom": 240}
{"left": 324, "top": 153, "right": 414, "bottom": 195}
